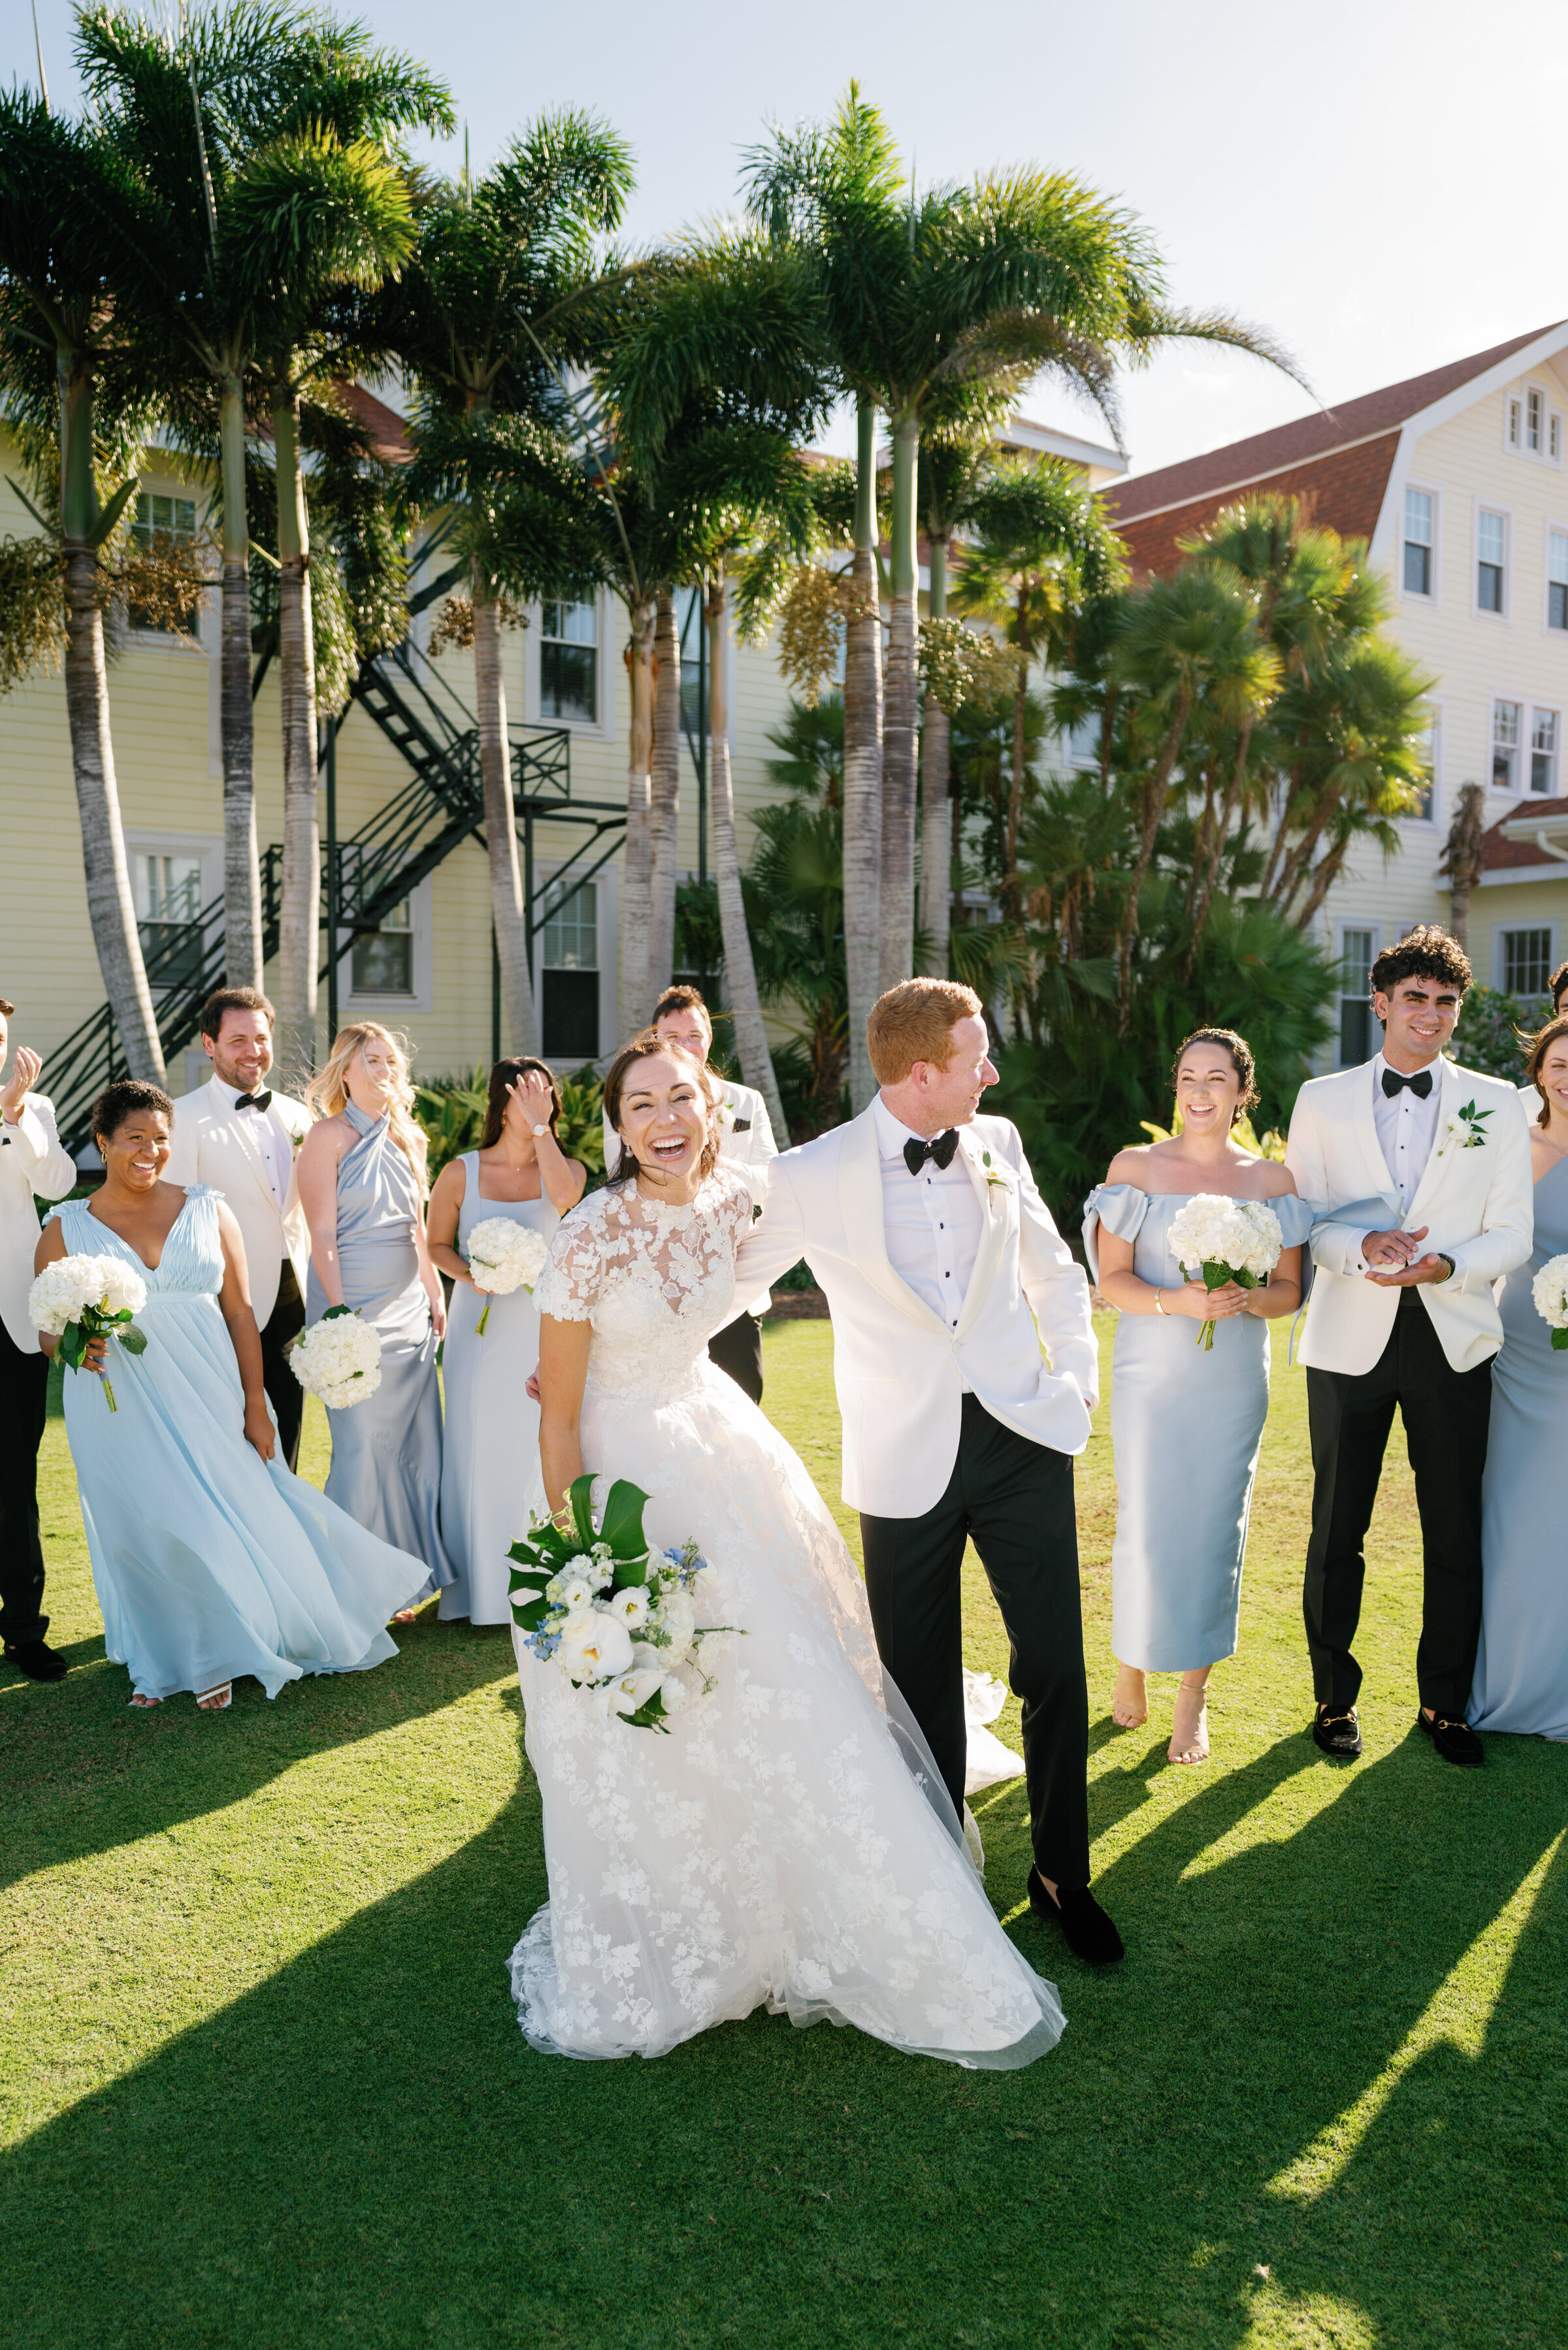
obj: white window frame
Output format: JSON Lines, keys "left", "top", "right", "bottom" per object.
{"left": 1529, "top": 706, "right": 1561, "bottom": 797}
{"left": 1502, "top": 380, "right": 1564, "bottom": 468}
{"left": 1400, "top": 482, "right": 1439, "bottom": 604}
{"left": 1492, "top": 696, "right": 1525, "bottom": 795}
{"left": 1405, "top": 699, "right": 1441, "bottom": 825}
{"left": 1337, "top": 923, "right": 1381, "bottom": 1069}
{"left": 126, "top": 479, "right": 211, "bottom": 657}
{"left": 1475, "top": 502, "right": 1512, "bottom": 621}
{"left": 529, "top": 859, "right": 619, "bottom": 1066}
{"left": 123, "top": 830, "right": 221, "bottom": 1000}
{"left": 339, "top": 873, "right": 434, "bottom": 1015}
{"left": 1507, "top": 393, "right": 1523, "bottom": 451}
{"left": 1493, "top": 921, "right": 1560, "bottom": 998}
{"left": 1544, "top": 520, "right": 1568, "bottom": 636}
{"left": 523, "top": 589, "right": 617, "bottom": 743}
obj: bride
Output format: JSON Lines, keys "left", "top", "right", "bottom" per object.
{"left": 510, "top": 1036, "right": 1064, "bottom": 2069}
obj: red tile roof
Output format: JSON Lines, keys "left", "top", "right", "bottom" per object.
{"left": 1482, "top": 797, "right": 1568, "bottom": 870}
{"left": 334, "top": 380, "right": 411, "bottom": 463}
{"left": 1111, "top": 432, "right": 1403, "bottom": 580}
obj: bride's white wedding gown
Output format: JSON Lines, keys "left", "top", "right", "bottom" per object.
{"left": 508, "top": 1166, "right": 1065, "bottom": 2070}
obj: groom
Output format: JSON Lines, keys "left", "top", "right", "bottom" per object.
{"left": 1285, "top": 926, "right": 1532, "bottom": 1767}
{"left": 736, "top": 979, "right": 1120, "bottom": 1965}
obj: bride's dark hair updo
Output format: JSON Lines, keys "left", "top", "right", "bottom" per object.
{"left": 602, "top": 1034, "right": 721, "bottom": 1188}
{"left": 1170, "top": 1028, "right": 1258, "bottom": 1128}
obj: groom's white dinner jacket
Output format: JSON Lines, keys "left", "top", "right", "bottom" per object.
{"left": 734, "top": 1107, "right": 1097, "bottom": 1517}
{"left": 0, "top": 1092, "right": 76, "bottom": 1352}
{"left": 163, "top": 1076, "right": 311, "bottom": 1325}
{"left": 1284, "top": 1055, "right": 1533, "bottom": 1378}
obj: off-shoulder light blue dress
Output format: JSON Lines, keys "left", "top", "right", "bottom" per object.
{"left": 306, "top": 1102, "right": 453, "bottom": 1593}
{"left": 437, "top": 1152, "right": 560, "bottom": 1625}
{"left": 1469, "top": 1152, "right": 1568, "bottom": 1737}
{"left": 1083, "top": 1184, "right": 1313, "bottom": 1673}
{"left": 54, "top": 1185, "right": 427, "bottom": 1702}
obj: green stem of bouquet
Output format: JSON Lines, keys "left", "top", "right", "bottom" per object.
{"left": 475, "top": 1297, "right": 492, "bottom": 1336}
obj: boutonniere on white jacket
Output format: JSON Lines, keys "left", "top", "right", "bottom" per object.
{"left": 1437, "top": 1099, "right": 1493, "bottom": 1158}
{"left": 978, "top": 1147, "right": 1012, "bottom": 1205}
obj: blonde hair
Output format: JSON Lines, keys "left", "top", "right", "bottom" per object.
{"left": 866, "top": 979, "right": 983, "bottom": 1087}
{"left": 304, "top": 1023, "right": 429, "bottom": 1192}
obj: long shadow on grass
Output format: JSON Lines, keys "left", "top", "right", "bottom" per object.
{"left": 1, "top": 1708, "right": 1563, "bottom": 2350}
{"left": 0, "top": 1619, "right": 520, "bottom": 1899}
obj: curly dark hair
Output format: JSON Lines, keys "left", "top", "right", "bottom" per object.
{"left": 601, "top": 1034, "right": 720, "bottom": 1188}
{"left": 1169, "top": 1028, "right": 1258, "bottom": 1127}
{"left": 1369, "top": 925, "right": 1472, "bottom": 1004}
{"left": 91, "top": 1078, "right": 174, "bottom": 1144}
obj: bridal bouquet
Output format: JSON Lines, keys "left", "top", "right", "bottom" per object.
{"left": 1167, "top": 1194, "right": 1284, "bottom": 1351}
{"left": 28, "top": 1252, "right": 148, "bottom": 1412}
{"left": 288, "top": 1305, "right": 382, "bottom": 1408}
{"left": 1531, "top": 1254, "right": 1568, "bottom": 1352}
{"left": 509, "top": 1473, "right": 731, "bottom": 1731}
{"left": 466, "top": 1218, "right": 549, "bottom": 1335}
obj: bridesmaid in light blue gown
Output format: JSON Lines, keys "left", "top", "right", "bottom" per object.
{"left": 297, "top": 1024, "right": 454, "bottom": 1603}
{"left": 1470, "top": 1015, "right": 1568, "bottom": 1739}
{"left": 36, "top": 1080, "right": 427, "bottom": 1710}
{"left": 427, "top": 1058, "right": 586, "bottom": 1625}
{"left": 1083, "top": 1029, "right": 1308, "bottom": 1766}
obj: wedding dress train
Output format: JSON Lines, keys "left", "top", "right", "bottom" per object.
{"left": 508, "top": 1167, "right": 1065, "bottom": 2069}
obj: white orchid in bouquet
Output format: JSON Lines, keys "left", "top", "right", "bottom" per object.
{"left": 465, "top": 1218, "right": 549, "bottom": 1335}
{"left": 287, "top": 1305, "right": 382, "bottom": 1408}
{"left": 1166, "top": 1194, "right": 1284, "bottom": 1351}
{"left": 509, "top": 1473, "right": 735, "bottom": 1731}
{"left": 1531, "top": 1254, "right": 1568, "bottom": 1352}
{"left": 28, "top": 1252, "right": 148, "bottom": 1412}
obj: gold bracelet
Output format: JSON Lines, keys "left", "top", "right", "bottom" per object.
{"left": 1154, "top": 1288, "right": 1168, "bottom": 1316}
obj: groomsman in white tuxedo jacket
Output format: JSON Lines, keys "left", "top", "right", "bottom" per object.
{"left": 1285, "top": 927, "right": 1533, "bottom": 1767}
{"left": 0, "top": 998, "right": 78, "bottom": 1682}
{"left": 164, "top": 987, "right": 312, "bottom": 1468}
{"left": 736, "top": 979, "right": 1122, "bottom": 1967}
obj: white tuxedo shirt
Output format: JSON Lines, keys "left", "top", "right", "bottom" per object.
{"left": 604, "top": 1075, "right": 779, "bottom": 1314}
{"left": 735, "top": 1106, "right": 1098, "bottom": 1518}
{"left": 1285, "top": 1055, "right": 1533, "bottom": 1377}
{"left": 163, "top": 1077, "right": 312, "bottom": 1326}
{"left": 0, "top": 1094, "right": 77, "bottom": 1353}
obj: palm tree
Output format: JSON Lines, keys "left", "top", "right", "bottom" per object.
{"left": 388, "top": 112, "right": 633, "bottom": 1058}
{"left": 1440, "top": 782, "right": 1488, "bottom": 951}
{"left": 0, "top": 86, "right": 165, "bottom": 1079}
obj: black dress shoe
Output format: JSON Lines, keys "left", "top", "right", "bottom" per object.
{"left": 1418, "top": 1710, "right": 1484, "bottom": 1767}
{"left": 1311, "top": 1704, "right": 1362, "bottom": 1759}
{"left": 3, "top": 1638, "right": 67, "bottom": 1683}
{"left": 1027, "top": 1870, "right": 1124, "bottom": 1966}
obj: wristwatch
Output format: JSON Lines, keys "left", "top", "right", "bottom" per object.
{"left": 531, "top": 1122, "right": 549, "bottom": 1137}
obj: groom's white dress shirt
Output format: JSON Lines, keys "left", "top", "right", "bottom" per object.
{"left": 205, "top": 1074, "right": 291, "bottom": 1207}
{"left": 163, "top": 1073, "right": 312, "bottom": 1326}
{"left": 872, "top": 1098, "right": 981, "bottom": 1375}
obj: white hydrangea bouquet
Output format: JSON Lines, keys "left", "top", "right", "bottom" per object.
{"left": 287, "top": 1304, "right": 382, "bottom": 1408}
{"left": 466, "top": 1218, "right": 549, "bottom": 1335}
{"left": 28, "top": 1252, "right": 148, "bottom": 1412}
{"left": 509, "top": 1473, "right": 733, "bottom": 1731}
{"left": 1167, "top": 1194, "right": 1284, "bottom": 1351}
{"left": 1531, "top": 1254, "right": 1568, "bottom": 1353}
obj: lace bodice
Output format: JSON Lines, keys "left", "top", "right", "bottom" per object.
{"left": 534, "top": 1166, "right": 752, "bottom": 1401}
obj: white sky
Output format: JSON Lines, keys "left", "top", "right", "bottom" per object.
{"left": 12, "top": 0, "right": 1566, "bottom": 481}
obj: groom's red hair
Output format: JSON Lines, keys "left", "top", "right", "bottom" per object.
{"left": 867, "top": 980, "right": 983, "bottom": 1086}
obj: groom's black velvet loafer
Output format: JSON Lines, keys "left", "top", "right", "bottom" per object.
{"left": 3, "top": 1639, "right": 67, "bottom": 1684}
{"left": 1311, "top": 1705, "right": 1362, "bottom": 1759}
{"left": 1417, "top": 1710, "right": 1484, "bottom": 1767}
{"left": 1027, "top": 1871, "right": 1124, "bottom": 1966}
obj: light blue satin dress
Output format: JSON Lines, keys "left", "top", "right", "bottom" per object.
{"left": 55, "top": 1186, "right": 426, "bottom": 1701}
{"left": 437, "top": 1152, "right": 559, "bottom": 1625}
{"left": 1469, "top": 1153, "right": 1568, "bottom": 1737}
{"left": 1083, "top": 1184, "right": 1313, "bottom": 1673}
{"left": 306, "top": 1103, "right": 453, "bottom": 1591}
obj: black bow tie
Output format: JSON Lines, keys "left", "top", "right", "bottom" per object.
{"left": 1381, "top": 1068, "right": 1433, "bottom": 1100}
{"left": 235, "top": 1090, "right": 273, "bottom": 1113}
{"left": 904, "top": 1129, "right": 960, "bottom": 1176}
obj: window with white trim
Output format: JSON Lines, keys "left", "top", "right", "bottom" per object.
{"left": 1410, "top": 715, "right": 1437, "bottom": 821}
{"left": 132, "top": 850, "right": 204, "bottom": 988}
{"left": 130, "top": 492, "right": 199, "bottom": 633}
{"left": 1508, "top": 395, "right": 1522, "bottom": 449}
{"left": 1550, "top": 530, "right": 1568, "bottom": 630}
{"left": 539, "top": 599, "right": 598, "bottom": 725}
{"left": 540, "top": 881, "right": 600, "bottom": 1060}
{"left": 1494, "top": 699, "right": 1522, "bottom": 791}
{"left": 1553, "top": 414, "right": 1563, "bottom": 462}
{"left": 1501, "top": 926, "right": 1554, "bottom": 998}
{"left": 1478, "top": 511, "right": 1507, "bottom": 613}
{"left": 1533, "top": 708, "right": 1560, "bottom": 796}
{"left": 1528, "top": 388, "right": 1544, "bottom": 453}
{"left": 1403, "top": 488, "right": 1433, "bottom": 596}
{"left": 1339, "top": 928, "right": 1377, "bottom": 1067}
{"left": 351, "top": 898, "right": 413, "bottom": 995}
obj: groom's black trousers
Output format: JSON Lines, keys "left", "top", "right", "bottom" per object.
{"left": 860, "top": 1394, "right": 1090, "bottom": 1887}
{"left": 1304, "top": 1285, "right": 1492, "bottom": 1716}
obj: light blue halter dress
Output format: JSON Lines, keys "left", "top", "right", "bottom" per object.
{"left": 1083, "top": 1184, "right": 1313, "bottom": 1674}
{"left": 55, "top": 1184, "right": 427, "bottom": 1702}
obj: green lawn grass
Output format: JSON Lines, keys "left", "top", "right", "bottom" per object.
{"left": 2, "top": 1322, "right": 1564, "bottom": 2349}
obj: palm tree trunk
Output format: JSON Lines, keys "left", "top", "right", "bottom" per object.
{"left": 1183, "top": 729, "right": 1249, "bottom": 975}
{"left": 1006, "top": 647, "right": 1028, "bottom": 921}
{"left": 272, "top": 385, "right": 319, "bottom": 1083}
{"left": 879, "top": 406, "right": 918, "bottom": 992}
{"left": 843, "top": 395, "right": 883, "bottom": 1113}
{"left": 473, "top": 580, "right": 537, "bottom": 1054}
{"left": 647, "top": 588, "right": 681, "bottom": 1004}
{"left": 1294, "top": 837, "right": 1350, "bottom": 933}
{"left": 705, "top": 567, "right": 787, "bottom": 1141}
{"left": 918, "top": 530, "right": 951, "bottom": 977}
{"left": 1273, "top": 798, "right": 1333, "bottom": 913}
{"left": 618, "top": 595, "right": 656, "bottom": 1039}
{"left": 218, "top": 368, "right": 261, "bottom": 990}
{"left": 1116, "top": 691, "right": 1193, "bottom": 1038}
{"left": 63, "top": 547, "right": 165, "bottom": 1083}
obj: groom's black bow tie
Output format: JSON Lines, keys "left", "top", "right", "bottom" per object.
{"left": 1381, "top": 1068, "right": 1433, "bottom": 1100}
{"left": 904, "top": 1128, "right": 960, "bottom": 1176}
{"left": 235, "top": 1090, "right": 273, "bottom": 1113}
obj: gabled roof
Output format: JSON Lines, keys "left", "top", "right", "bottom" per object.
{"left": 1486, "top": 796, "right": 1568, "bottom": 870}
{"left": 335, "top": 380, "right": 411, "bottom": 464}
